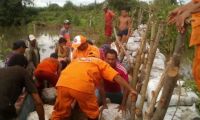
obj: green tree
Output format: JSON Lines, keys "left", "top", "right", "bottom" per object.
{"left": 0, "top": 0, "right": 33, "bottom": 26}
{"left": 48, "top": 3, "right": 61, "bottom": 11}
{"left": 63, "top": 1, "right": 76, "bottom": 10}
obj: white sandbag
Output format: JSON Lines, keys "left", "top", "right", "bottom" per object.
{"left": 152, "top": 58, "right": 165, "bottom": 70}
{"left": 132, "top": 30, "right": 140, "bottom": 38}
{"left": 164, "top": 104, "right": 200, "bottom": 120}
{"left": 41, "top": 87, "right": 56, "bottom": 103}
{"left": 100, "top": 103, "right": 131, "bottom": 120}
{"left": 143, "top": 104, "right": 200, "bottom": 120}
{"left": 155, "top": 52, "right": 166, "bottom": 62}
{"left": 132, "top": 51, "right": 137, "bottom": 57}
{"left": 126, "top": 50, "right": 133, "bottom": 55}
{"left": 147, "top": 80, "right": 198, "bottom": 106}
{"left": 146, "top": 80, "right": 162, "bottom": 103}
{"left": 126, "top": 42, "right": 140, "bottom": 51}
{"left": 110, "top": 42, "right": 119, "bottom": 54}
{"left": 150, "top": 69, "right": 163, "bottom": 79}
{"left": 127, "top": 37, "right": 141, "bottom": 44}
{"left": 169, "top": 90, "right": 198, "bottom": 106}
{"left": 27, "top": 104, "right": 53, "bottom": 120}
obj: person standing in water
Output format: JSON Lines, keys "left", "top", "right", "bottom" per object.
{"left": 60, "top": 20, "right": 72, "bottom": 47}
{"left": 25, "top": 34, "right": 40, "bottom": 67}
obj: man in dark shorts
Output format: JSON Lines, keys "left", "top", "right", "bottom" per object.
{"left": 118, "top": 8, "right": 131, "bottom": 43}
{"left": 0, "top": 54, "right": 44, "bottom": 120}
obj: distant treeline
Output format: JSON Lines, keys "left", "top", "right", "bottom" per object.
{"left": 0, "top": 0, "right": 149, "bottom": 26}
{"left": 0, "top": 0, "right": 178, "bottom": 27}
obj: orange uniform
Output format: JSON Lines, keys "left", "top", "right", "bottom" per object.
{"left": 34, "top": 58, "right": 59, "bottom": 88}
{"left": 191, "top": 0, "right": 200, "bottom": 92}
{"left": 51, "top": 57, "right": 118, "bottom": 119}
{"left": 72, "top": 44, "right": 100, "bottom": 59}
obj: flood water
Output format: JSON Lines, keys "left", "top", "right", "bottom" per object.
{"left": 0, "top": 26, "right": 194, "bottom": 80}
{"left": 0, "top": 26, "right": 60, "bottom": 67}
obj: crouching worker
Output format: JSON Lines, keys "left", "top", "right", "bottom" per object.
{"left": 51, "top": 57, "right": 137, "bottom": 120}
{"left": 104, "top": 49, "right": 129, "bottom": 110}
{"left": 0, "top": 54, "right": 44, "bottom": 120}
{"left": 34, "top": 54, "right": 62, "bottom": 93}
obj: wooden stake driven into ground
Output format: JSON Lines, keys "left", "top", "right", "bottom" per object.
{"left": 144, "top": 67, "right": 168, "bottom": 119}
{"left": 138, "top": 22, "right": 157, "bottom": 95}
{"left": 151, "top": 32, "right": 186, "bottom": 120}
{"left": 136, "top": 23, "right": 164, "bottom": 120}
{"left": 130, "top": 15, "right": 152, "bottom": 120}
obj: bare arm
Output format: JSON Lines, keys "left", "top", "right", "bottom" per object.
{"left": 118, "top": 88, "right": 129, "bottom": 111}
{"left": 98, "top": 80, "right": 107, "bottom": 108}
{"left": 192, "top": 7, "right": 200, "bottom": 13}
{"left": 31, "top": 93, "right": 44, "bottom": 120}
{"left": 113, "top": 75, "right": 137, "bottom": 95}
{"left": 188, "top": 2, "right": 200, "bottom": 13}
{"left": 168, "top": 1, "right": 193, "bottom": 24}
{"left": 121, "top": 89, "right": 129, "bottom": 106}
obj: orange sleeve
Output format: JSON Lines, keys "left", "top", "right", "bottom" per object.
{"left": 97, "top": 60, "right": 118, "bottom": 81}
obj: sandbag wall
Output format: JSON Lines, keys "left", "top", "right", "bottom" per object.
{"left": 109, "top": 24, "right": 199, "bottom": 120}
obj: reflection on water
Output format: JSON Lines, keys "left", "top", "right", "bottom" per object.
{"left": 37, "top": 34, "right": 58, "bottom": 60}
{"left": 0, "top": 26, "right": 60, "bottom": 67}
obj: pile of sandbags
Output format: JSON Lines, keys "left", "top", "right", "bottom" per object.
{"left": 120, "top": 24, "right": 199, "bottom": 119}
{"left": 120, "top": 24, "right": 148, "bottom": 70}
{"left": 27, "top": 104, "right": 54, "bottom": 120}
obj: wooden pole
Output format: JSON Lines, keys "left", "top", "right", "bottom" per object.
{"left": 130, "top": 15, "right": 153, "bottom": 120}
{"left": 144, "top": 67, "right": 168, "bottom": 119}
{"left": 151, "top": 32, "right": 186, "bottom": 120}
{"left": 136, "top": 23, "right": 164, "bottom": 120}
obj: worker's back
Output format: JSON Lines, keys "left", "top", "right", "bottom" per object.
{"left": 56, "top": 57, "right": 118, "bottom": 94}
{"left": 0, "top": 66, "right": 37, "bottom": 119}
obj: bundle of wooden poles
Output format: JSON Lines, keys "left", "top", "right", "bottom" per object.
{"left": 113, "top": 8, "right": 187, "bottom": 120}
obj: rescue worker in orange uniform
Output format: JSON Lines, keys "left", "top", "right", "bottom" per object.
{"left": 168, "top": 0, "right": 200, "bottom": 91}
{"left": 51, "top": 57, "right": 137, "bottom": 120}
{"left": 72, "top": 35, "right": 100, "bottom": 59}
{"left": 34, "top": 55, "right": 62, "bottom": 93}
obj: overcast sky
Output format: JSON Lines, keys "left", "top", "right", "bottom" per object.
{"left": 34, "top": 0, "right": 190, "bottom": 7}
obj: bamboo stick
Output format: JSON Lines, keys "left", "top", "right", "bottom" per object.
{"left": 144, "top": 67, "right": 168, "bottom": 120}
{"left": 130, "top": 15, "right": 153, "bottom": 120}
{"left": 136, "top": 23, "right": 164, "bottom": 120}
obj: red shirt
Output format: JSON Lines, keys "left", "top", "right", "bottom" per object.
{"left": 105, "top": 10, "right": 115, "bottom": 26}
{"left": 104, "top": 62, "right": 128, "bottom": 93}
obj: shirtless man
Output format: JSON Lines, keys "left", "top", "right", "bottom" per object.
{"left": 118, "top": 8, "right": 131, "bottom": 43}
